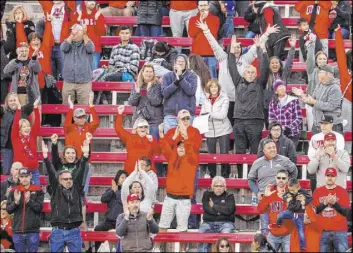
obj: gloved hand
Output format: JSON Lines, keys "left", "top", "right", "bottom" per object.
{"left": 283, "top": 127, "right": 291, "bottom": 137}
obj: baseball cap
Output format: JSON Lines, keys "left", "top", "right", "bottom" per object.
{"left": 127, "top": 194, "right": 140, "bottom": 202}
{"left": 325, "top": 168, "right": 337, "bottom": 177}
{"left": 19, "top": 168, "right": 30, "bottom": 176}
{"left": 74, "top": 108, "right": 87, "bottom": 118}
{"left": 324, "top": 132, "right": 336, "bottom": 141}
{"left": 177, "top": 109, "right": 191, "bottom": 119}
{"left": 319, "top": 65, "right": 334, "bottom": 75}
{"left": 320, "top": 115, "right": 333, "bottom": 124}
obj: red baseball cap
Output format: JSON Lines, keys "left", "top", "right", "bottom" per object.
{"left": 324, "top": 133, "right": 336, "bottom": 141}
{"left": 325, "top": 168, "right": 337, "bottom": 177}
{"left": 127, "top": 194, "right": 140, "bottom": 202}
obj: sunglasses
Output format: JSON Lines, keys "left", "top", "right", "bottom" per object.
{"left": 61, "top": 177, "right": 73, "bottom": 181}
{"left": 220, "top": 244, "right": 230, "bottom": 249}
{"left": 276, "top": 177, "right": 287, "bottom": 180}
{"left": 180, "top": 116, "right": 190, "bottom": 121}
{"left": 214, "top": 185, "right": 225, "bottom": 188}
{"left": 75, "top": 115, "right": 87, "bottom": 119}
{"left": 138, "top": 126, "right": 148, "bottom": 129}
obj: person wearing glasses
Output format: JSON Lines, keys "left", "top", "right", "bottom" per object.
{"left": 198, "top": 176, "right": 235, "bottom": 252}
{"left": 6, "top": 168, "right": 44, "bottom": 253}
{"left": 42, "top": 140, "right": 90, "bottom": 253}
{"left": 211, "top": 237, "right": 235, "bottom": 253}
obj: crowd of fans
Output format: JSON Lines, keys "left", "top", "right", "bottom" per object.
{"left": 0, "top": 0, "right": 352, "bottom": 252}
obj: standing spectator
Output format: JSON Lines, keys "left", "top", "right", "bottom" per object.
{"left": 1, "top": 162, "right": 21, "bottom": 201}
{"left": 6, "top": 168, "right": 44, "bottom": 253}
{"left": 297, "top": 18, "right": 323, "bottom": 62}
{"left": 161, "top": 54, "right": 198, "bottom": 132}
{"left": 200, "top": 80, "right": 232, "bottom": 178}
{"left": 128, "top": 64, "right": 164, "bottom": 140}
{"left": 227, "top": 35, "right": 269, "bottom": 178}
{"left": 74, "top": 1, "right": 106, "bottom": 70}
{"left": 258, "top": 121, "right": 297, "bottom": 164}
{"left": 244, "top": 2, "right": 261, "bottom": 38}
{"left": 169, "top": 1, "right": 198, "bottom": 38}
{"left": 268, "top": 79, "right": 303, "bottom": 147}
{"left": 211, "top": 237, "right": 235, "bottom": 253}
{"left": 308, "top": 133, "right": 350, "bottom": 188}
{"left": 0, "top": 87, "right": 34, "bottom": 176}
{"left": 188, "top": 54, "right": 211, "bottom": 106}
{"left": 0, "top": 200, "right": 14, "bottom": 250}
{"left": 198, "top": 176, "right": 235, "bottom": 252}
{"left": 295, "top": 1, "right": 332, "bottom": 55}
{"left": 115, "top": 105, "right": 161, "bottom": 174}
{"left": 329, "top": 1, "right": 352, "bottom": 39}
{"left": 188, "top": 1, "right": 220, "bottom": 78}
{"left": 312, "top": 167, "right": 350, "bottom": 252}
{"left": 99, "top": 1, "right": 136, "bottom": 16}
{"left": 116, "top": 194, "right": 159, "bottom": 252}
{"left": 252, "top": 1, "right": 290, "bottom": 59}
{"left": 42, "top": 140, "right": 90, "bottom": 253}
{"left": 1, "top": 26, "right": 11, "bottom": 104}
{"left": 94, "top": 170, "right": 128, "bottom": 251}
{"left": 61, "top": 24, "right": 94, "bottom": 105}
{"left": 249, "top": 139, "right": 298, "bottom": 234}
{"left": 11, "top": 99, "right": 41, "bottom": 186}
{"left": 148, "top": 41, "right": 178, "bottom": 77}
{"left": 137, "top": 1, "right": 163, "bottom": 36}
{"left": 102, "top": 26, "right": 140, "bottom": 82}
{"left": 209, "top": 1, "right": 236, "bottom": 39}
{"left": 264, "top": 35, "right": 296, "bottom": 129}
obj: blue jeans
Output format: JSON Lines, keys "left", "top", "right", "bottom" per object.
{"left": 84, "top": 164, "right": 91, "bottom": 194}
{"left": 50, "top": 227, "right": 82, "bottom": 252}
{"left": 138, "top": 24, "right": 162, "bottom": 36}
{"left": 219, "top": 14, "right": 234, "bottom": 38}
{"left": 30, "top": 169, "right": 40, "bottom": 186}
{"left": 329, "top": 27, "right": 350, "bottom": 39}
{"left": 91, "top": 52, "right": 101, "bottom": 70}
{"left": 51, "top": 44, "right": 64, "bottom": 80}
{"left": 188, "top": 167, "right": 200, "bottom": 229}
{"left": 197, "top": 221, "right": 235, "bottom": 252}
{"left": 245, "top": 31, "right": 257, "bottom": 38}
{"left": 202, "top": 56, "right": 217, "bottom": 79}
{"left": 267, "top": 232, "right": 291, "bottom": 252}
{"left": 260, "top": 212, "right": 269, "bottom": 235}
{"left": 1, "top": 148, "right": 13, "bottom": 175}
{"left": 277, "top": 210, "right": 305, "bottom": 249}
{"left": 13, "top": 232, "right": 40, "bottom": 252}
{"left": 320, "top": 231, "right": 348, "bottom": 252}
{"left": 163, "top": 115, "right": 195, "bottom": 133}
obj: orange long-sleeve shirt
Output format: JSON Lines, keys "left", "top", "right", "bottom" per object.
{"left": 188, "top": 13, "right": 220, "bottom": 56}
{"left": 295, "top": 1, "right": 332, "bottom": 39}
{"left": 170, "top": 1, "right": 198, "bottom": 11}
{"left": 64, "top": 107, "right": 100, "bottom": 158}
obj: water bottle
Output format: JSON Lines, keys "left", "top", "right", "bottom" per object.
{"left": 251, "top": 193, "right": 257, "bottom": 205}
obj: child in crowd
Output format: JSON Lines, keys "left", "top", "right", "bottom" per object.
{"left": 297, "top": 17, "right": 322, "bottom": 61}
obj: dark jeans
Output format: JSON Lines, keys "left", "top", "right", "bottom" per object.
{"left": 1, "top": 148, "right": 13, "bottom": 175}
{"left": 206, "top": 135, "right": 230, "bottom": 178}
{"left": 188, "top": 167, "right": 200, "bottom": 229}
{"left": 138, "top": 24, "right": 162, "bottom": 36}
{"left": 320, "top": 231, "right": 348, "bottom": 252}
{"left": 288, "top": 133, "right": 300, "bottom": 149}
{"left": 51, "top": 44, "right": 64, "bottom": 81}
{"left": 277, "top": 210, "right": 305, "bottom": 249}
{"left": 267, "top": 39, "right": 288, "bottom": 60}
{"left": 94, "top": 220, "right": 116, "bottom": 251}
{"left": 13, "top": 232, "right": 40, "bottom": 252}
{"left": 234, "top": 119, "right": 263, "bottom": 178}
{"left": 227, "top": 101, "right": 235, "bottom": 151}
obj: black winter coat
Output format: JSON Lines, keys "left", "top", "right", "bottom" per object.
{"left": 244, "top": 3, "right": 261, "bottom": 34}
{"left": 150, "top": 46, "right": 178, "bottom": 71}
{"left": 329, "top": 0, "right": 352, "bottom": 31}
{"left": 202, "top": 190, "right": 235, "bottom": 223}
{"left": 283, "top": 188, "right": 312, "bottom": 213}
{"left": 137, "top": 1, "right": 163, "bottom": 26}
{"left": 101, "top": 187, "right": 124, "bottom": 222}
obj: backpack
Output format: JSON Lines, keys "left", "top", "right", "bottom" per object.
{"left": 140, "top": 39, "right": 158, "bottom": 61}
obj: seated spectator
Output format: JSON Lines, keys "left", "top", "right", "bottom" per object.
{"left": 211, "top": 237, "right": 235, "bottom": 253}
{"left": 99, "top": 1, "right": 136, "bottom": 16}
{"left": 121, "top": 160, "right": 158, "bottom": 212}
{"left": 161, "top": 54, "right": 198, "bottom": 132}
{"left": 251, "top": 233, "right": 276, "bottom": 252}
{"left": 268, "top": 80, "right": 303, "bottom": 147}
{"left": 258, "top": 121, "right": 297, "bottom": 164}
{"left": 0, "top": 200, "right": 14, "bottom": 250}
{"left": 198, "top": 176, "right": 235, "bottom": 252}
{"left": 128, "top": 64, "right": 164, "bottom": 140}
{"left": 116, "top": 194, "right": 159, "bottom": 252}
{"left": 209, "top": 1, "right": 236, "bottom": 39}
{"left": 249, "top": 139, "right": 298, "bottom": 234}
{"left": 11, "top": 99, "right": 41, "bottom": 186}
{"left": 188, "top": 54, "right": 210, "bottom": 106}
{"left": 101, "top": 26, "right": 140, "bottom": 82}
{"left": 312, "top": 167, "right": 350, "bottom": 252}
{"left": 94, "top": 170, "right": 128, "bottom": 251}
{"left": 329, "top": 0, "right": 352, "bottom": 39}
{"left": 42, "top": 140, "right": 90, "bottom": 252}
{"left": 1, "top": 162, "right": 21, "bottom": 201}
{"left": 189, "top": 1, "right": 220, "bottom": 78}
{"left": 6, "top": 168, "right": 44, "bottom": 253}
{"left": 308, "top": 133, "right": 350, "bottom": 189}
{"left": 275, "top": 178, "right": 312, "bottom": 251}
{"left": 61, "top": 24, "right": 94, "bottom": 105}
{"left": 148, "top": 41, "right": 178, "bottom": 77}
{"left": 137, "top": 1, "right": 163, "bottom": 36}
{"left": 244, "top": 2, "right": 261, "bottom": 38}
{"left": 169, "top": 1, "right": 198, "bottom": 39}
{"left": 115, "top": 105, "right": 161, "bottom": 174}
{"left": 0, "top": 87, "right": 34, "bottom": 175}
{"left": 200, "top": 80, "right": 232, "bottom": 178}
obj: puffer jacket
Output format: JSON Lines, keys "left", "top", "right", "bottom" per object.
{"left": 128, "top": 82, "right": 164, "bottom": 127}
{"left": 137, "top": 1, "right": 163, "bottom": 26}
{"left": 150, "top": 46, "right": 178, "bottom": 71}
{"left": 200, "top": 91, "right": 233, "bottom": 138}
{"left": 244, "top": 3, "right": 261, "bottom": 34}
{"left": 312, "top": 78, "right": 343, "bottom": 127}
{"left": 329, "top": 0, "right": 352, "bottom": 31}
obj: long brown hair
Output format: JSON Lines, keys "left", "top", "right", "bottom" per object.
{"left": 211, "top": 237, "right": 235, "bottom": 253}
{"left": 188, "top": 54, "right": 211, "bottom": 91}
{"left": 61, "top": 145, "right": 78, "bottom": 164}
{"left": 136, "top": 64, "right": 158, "bottom": 88}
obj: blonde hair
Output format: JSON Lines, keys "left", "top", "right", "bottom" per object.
{"left": 4, "top": 92, "right": 19, "bottom": 111}
{"left": 1, "top": 200, "right": 7, "bottom": 207}
{"left": 11, "top": 5, "right": 29, "bottom": 22}
{"left": 19, "top": 119, "right": 31, "bottom": 129}
{"left": 136, "top": 64, "right": 158, "bottom": 88}
{"left": 205, "top": 79, "right": 221, "bottom": 94}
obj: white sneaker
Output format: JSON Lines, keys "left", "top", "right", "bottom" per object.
{"left": 152, "top": 248, "right": 161, "bottom": 252}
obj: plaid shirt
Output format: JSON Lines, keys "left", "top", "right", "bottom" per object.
{"left": 268, "top": 95, "right": 303, "bottom": 136}
{"left": 108, "top": 41, "right": 140, "bottom": 76}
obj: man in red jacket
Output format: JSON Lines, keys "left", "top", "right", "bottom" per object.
{"left": 188, "top": 1, "right": 220, "bottom": 78}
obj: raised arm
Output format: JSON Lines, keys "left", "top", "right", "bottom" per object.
{"left": 282, "top": 35, "right": 296, "bottom": 81}
{"left": 87, "top": 99, "right": 100, "bottom": 132}
{"left": 114, "top": 106, "right": 131, "bottom": 144}
{"left": 257, "top": 47, "right": 270, "bottom": 88}
{"left": 21, "top": 85, "right": 35, "bottom": 117}
{"left": 121, "top": 170, "right": 138, "bottom": 204}
{"left": 73, "top": 144, "right": 90, "bottom": 187}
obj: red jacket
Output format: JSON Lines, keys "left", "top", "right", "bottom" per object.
{"left": 163, "top": 126, "right": 202, "bottom": 152}
{"left": 0, "top": 218, "right": 13, "bottom": 249}
{"left": 170, "top": 1, "right": 197, "bottom": 11}
{"left": 188, "top": 13, "right": 220, "bottom": 56}
{"left": 114, "top": 114, "right": 161, "bottom": 174}
{"left": 11, "top": 108, "right": 40, "bottom": 170}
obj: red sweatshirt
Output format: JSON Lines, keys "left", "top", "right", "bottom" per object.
{"left": 312, "top": 185, "right": 350, "bottom": 231}
{"left": 170, "top": 1, "right": 198, "bottom": 11}
{"left": 188, "top": 13, "right": 220, "bottom": 56}
{"left": 164, "top": 125, "right": 202, "bottom": 152}
{"left": 11, "top": 108, "right": 40, "bottom": 170}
